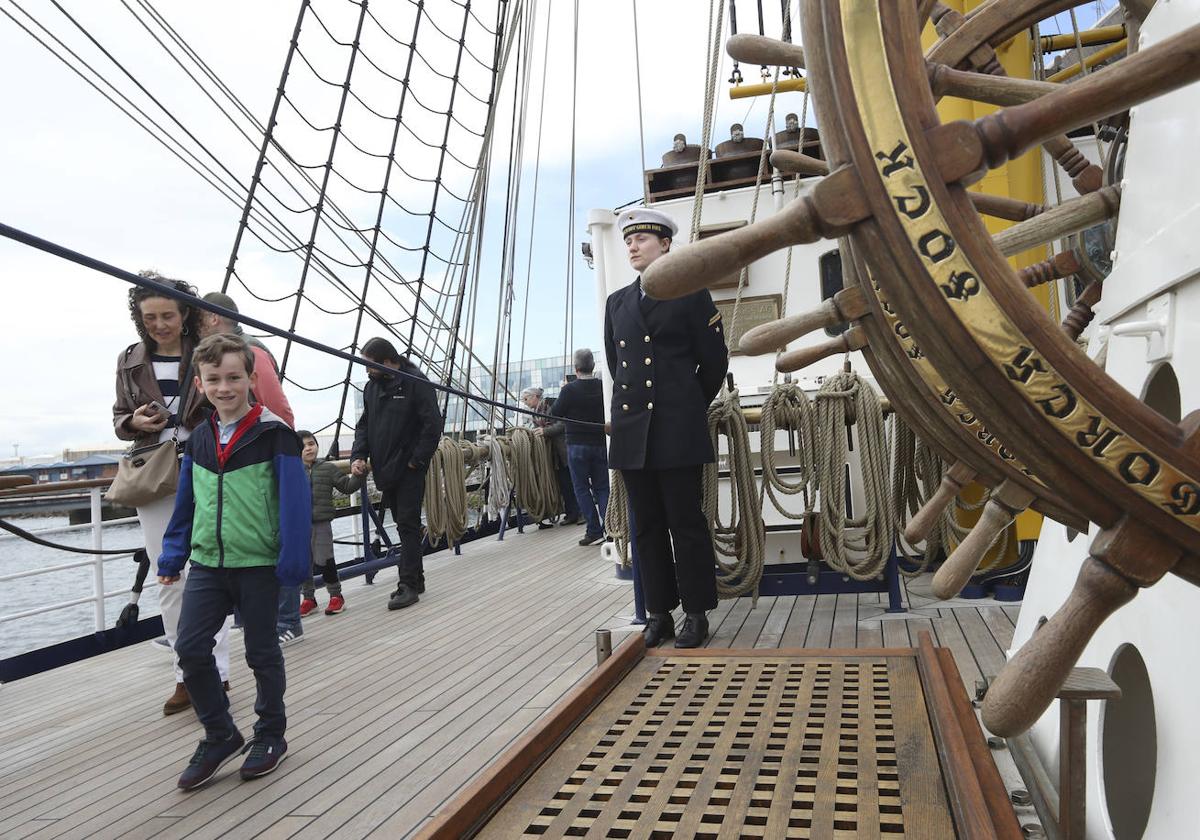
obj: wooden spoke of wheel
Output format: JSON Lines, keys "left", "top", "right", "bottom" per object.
{"left": 801, "top": 0, "right": 1200, "bottom": 734}
{"left": 928, "top": 1, "right": 1105, "bottom": 194}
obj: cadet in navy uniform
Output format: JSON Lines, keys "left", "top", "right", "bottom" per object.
{"left": 604, "top": 208, "right": 729, "bottom": 648}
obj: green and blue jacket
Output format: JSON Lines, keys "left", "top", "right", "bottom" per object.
{"left": 158, "top": 406, "right": 312, "bottom": 586}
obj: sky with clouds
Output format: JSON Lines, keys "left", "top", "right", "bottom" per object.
{"left": 0, "top": 0, "right": 1112, "bottom": 458}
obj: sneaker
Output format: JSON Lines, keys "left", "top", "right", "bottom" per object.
{"left": 163, "top": 682, "right": 191, "bottom": 716}
{"left": 239, "top": 737, "right": 288, "bottom": 780}
{"left": 388, "top": 584, "right": 419, "bottom": 610}
{"left": 177, "top": 731, "right": 245, "bottom": 791}
{"left": 537, "top": 521, "right": 555, "bottom": 530}
{"left": 150, "top": 636, "right": 172, "bottom": 652}
{"left": 299, "top": 598, "right": 319, "bottom": 617}
{"left": 324, "top": 595, "right": 346, "bottom": 615}
{"left": 579, "top": 533, "right": 605, "bottom": 547}
{"left": 278, "top": 630, "right": 304, "bottom": 648}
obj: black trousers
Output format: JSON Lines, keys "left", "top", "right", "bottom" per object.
{"left": 621, "top": 465, "right": 718, "bottom": 614}
{"left": 381, "top": 466, "right": 428, "bottom": 590}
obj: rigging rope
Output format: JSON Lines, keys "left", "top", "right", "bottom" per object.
{"left": 605, "top": 471, "right": 632, "bottom": 567}
{"left": 705, "top": 389, "right": 766, "bottom": 600}
{"left": 507, "top": 428, "right": 562, "bottom": 522}
{"left": 759, "top": 382, "right": 817, "bottom": 521}
{"left": 688, "top": 0, "right": 727, "bottom": 242}
{"left": 424, "top": 437, "right": 473, "bottom": 547}
{"left": 813, "top": 368, "right": 894, "bottom": 581}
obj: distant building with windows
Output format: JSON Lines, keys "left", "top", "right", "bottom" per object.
{"left": 351, "top": 354, "right": 599, "bottom": 436}
{"left": 0, "top": 454, "right": 120, "bottom": 484}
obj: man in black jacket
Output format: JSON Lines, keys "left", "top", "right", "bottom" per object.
{"left": 550, "top": 348, "right": 609, "bottom": 546}
{"left": 604, "top": 208, "right": 728, "bottom": 648}
{"left": 351, "top": 338, "right": 444, "bottom": 610}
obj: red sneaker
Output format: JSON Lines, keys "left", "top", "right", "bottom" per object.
{"left": 299, "top": 598, "right": 319, "bottom": 618}
{"left": 325, "top": 595, "right": 346, "bottom": 615}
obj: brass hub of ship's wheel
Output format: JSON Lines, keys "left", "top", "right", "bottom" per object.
{"left": 642, "top": 1, "right": 1200, "bottom": 735}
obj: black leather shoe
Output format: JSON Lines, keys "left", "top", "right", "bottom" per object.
{"left": 417, "top": 578, "right": 426, "bottom": 594}
{"left": 674, "top": 613, "right": 709, "bottom": 649}
{"left": 388, "top": 585, "right": 419, "bottom": 610}
{"left": 642, "top": 613, "right": 675, "bottom": 647}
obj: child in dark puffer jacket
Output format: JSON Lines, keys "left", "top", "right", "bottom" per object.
{"left": 297, "top": 431, "right": 364, "bottom": 617}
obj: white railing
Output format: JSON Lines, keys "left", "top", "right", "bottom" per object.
{"left": 0, "top": 485, "right": 142, "bottom": 632}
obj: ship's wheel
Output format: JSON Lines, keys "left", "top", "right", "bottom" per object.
{"left": 642, "top": 0, "right": 1200, "bottom": 735}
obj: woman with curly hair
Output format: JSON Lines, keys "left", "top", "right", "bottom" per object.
{"left": 113, "top": 272, "right": 231, "bottom": 716}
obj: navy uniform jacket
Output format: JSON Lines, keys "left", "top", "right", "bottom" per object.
{"left": 604, "top": 279, "right": 729, "bottom": 470}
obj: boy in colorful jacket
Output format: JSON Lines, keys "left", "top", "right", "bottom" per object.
{"left": 157, "top": 334, "right": 311, "bottom": 791}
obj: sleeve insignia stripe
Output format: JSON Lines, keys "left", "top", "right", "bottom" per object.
{"left": 708, "top": 313, "right": 722, "bottom": 326}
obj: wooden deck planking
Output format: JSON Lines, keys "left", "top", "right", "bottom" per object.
{"left": 0, "top": 525, "right": 1023, "bottom": 839}
{"left": 0, "top": 545, "right": 609, "bottom": 832}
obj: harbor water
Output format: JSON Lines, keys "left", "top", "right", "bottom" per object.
{"left": 0, "top": 513, "right": 364, "bottom": 662}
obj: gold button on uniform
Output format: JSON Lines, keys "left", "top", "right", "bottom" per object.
{"left": 619, "top": 340, "right": 626, "bottom": 347}
{"left": 643, "top": 357, "right": 651, "bottom": 365}
{"left": 621, "top": 361, "right": 627, "bottom": 368}
{"left": 645, "top": 380, "right": 652, "bottom": 387}
{"left": 621, "top": 384, "right": 628, "bottom": 390}
{"left": 647, "top": 402, "right": 654, "bottom": 409}
{"left": 622, "top": 404, "right": 629, "bottom": 411}
{"left": 644, "top": 335, "right": 650, "bottom": 343}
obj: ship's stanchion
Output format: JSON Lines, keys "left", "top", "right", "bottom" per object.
{"left": 595, "top": 629, "right": 612, "bottom": 666}
{"left": 89, "top": 486, "right": 105, "bottom": 632}
{"left": 885, "top": 543, "right": 906, "bottom": 614}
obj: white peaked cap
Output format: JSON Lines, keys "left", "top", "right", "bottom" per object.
{"left": 617, "top": 207, "right": 678, "bottom": 239}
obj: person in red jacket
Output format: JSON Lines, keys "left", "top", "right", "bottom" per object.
{"left": 197, "top": 291, "right": 295, "bottom": 429}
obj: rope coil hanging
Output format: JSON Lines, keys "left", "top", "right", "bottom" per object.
{"left": 705, "top": 389, "right": 766, "bottom": 599}
{"left": 424, "top": 437, "right": 475, "bottom": 548}
{"left": 507, "top": 427, "right": 562, "bottom": 522}
{"left": 605, "top": 471, "right": 632, "bottom": 567}
{"left": 759, "top": 381, "right": 817, "bottom": 521}
{"left": 813, "top": 368, "right": 894, "bottom": 580}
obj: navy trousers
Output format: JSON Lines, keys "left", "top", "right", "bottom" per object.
{"left": 175, "top": 563, "right": 286, "bottom": 742}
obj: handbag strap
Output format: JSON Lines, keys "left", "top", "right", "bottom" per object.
{"left": 170, "top": 356, "right": 196, "bottom": 446}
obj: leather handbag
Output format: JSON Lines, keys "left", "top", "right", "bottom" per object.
{"left": 105, "top": 436, "right": 181, "bottom": 508}
{"left": 106, "top": 358, "right": 193, "bottom": 508}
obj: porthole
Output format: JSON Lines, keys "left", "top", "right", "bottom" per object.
{"left": 1100, "top": 643, "right": 1156, "bottom": 839}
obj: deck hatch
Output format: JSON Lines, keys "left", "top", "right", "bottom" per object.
{"left": 481, "top": 653, "right": 954, "bottom": 839}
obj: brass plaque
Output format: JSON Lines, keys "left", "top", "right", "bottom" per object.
{"left": 715, "top": 294, "right": 781, "bottom": 355}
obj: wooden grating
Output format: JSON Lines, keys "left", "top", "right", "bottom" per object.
{"left": 479, "top": 653, "right": 955, "bottom": 839}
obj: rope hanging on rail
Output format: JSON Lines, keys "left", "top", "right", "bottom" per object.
{"left": 605, "top": 471, "right": 632, "bottom": 567}
{"left": 890, "top": 418, "right": 950, "bottom": 576}
{"left": 424, "top": 437, "right": 474, "bottom": 548}
{"left": 759, "top": 382, "right": 817, "bottom": 521}
{"left": 705, "top": 389, "right": 766, "bottom": 600}
{"left": 813, "top": 368, "right": 894, "bottom": 581}
{"left": 507, "top": 428, "right": 562, "bottom": 523}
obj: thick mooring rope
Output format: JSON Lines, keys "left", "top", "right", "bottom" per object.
{"left": 890, "top": 419, "right": 949, "bottom": 576}
{"left": 424, "top": 437, "right": 470, "bottom": 548}
{"left": 484, "top": 435, "right": 512, "bottom": 519}
{"left": 508, "top": 427, "right": 562, "bottom": 522}
{"left": 813, "top": 369, "right": 894, "bottom": 580}
{"left": 605, "top": 470, "right": 631, "bottom": 567}
{"left": 759, "top": 381, "right": 817, "bottom": 521}
{"left": 704, "top": 389, "right": 766, "bottom": 599}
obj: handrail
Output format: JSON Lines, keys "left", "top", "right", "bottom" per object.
{"left": 0, "top": 515, "right": 139, "bottom": 542}
{"left": 0, "top": 552, "right": 136, "bottom": 584}
{"left": 0, "top": 478, "right": 114, "bottom": 498}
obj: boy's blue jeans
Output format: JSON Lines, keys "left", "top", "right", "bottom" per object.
{"left": 277, "top": 584, "right": 302, "bottom": 636}
{"left": 567, "top": 443, "right": 610, "bottom": 537}
{"left": 175, "top": 563, "right": 286, "bottom": 743}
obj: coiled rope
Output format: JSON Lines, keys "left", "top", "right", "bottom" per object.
{"left": 507, "top": 427, "right": 561, "bottom": 522}
{"left": 605, "top": 470, "right": 631, "bottom": 567}
{"left": 813, "top": 369, "right": 894, "bottom": 580}
{"left": 483, "top": 435, "right": 512, "bottom": 519}
{"left": 424, "top": 437, "right": 471, "bottom": 548}
{"left": 759, "top": 382, "right": 817, "bottom": 521}
{"left": 704, "top": 389, "right": 766, "bottom": 599}
{"left": 890, "top": 419, "right": 949, "bottom": 576}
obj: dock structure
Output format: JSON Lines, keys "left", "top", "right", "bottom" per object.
{"left": 0, "top": 525, "right": 1018, "bottom": 838}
